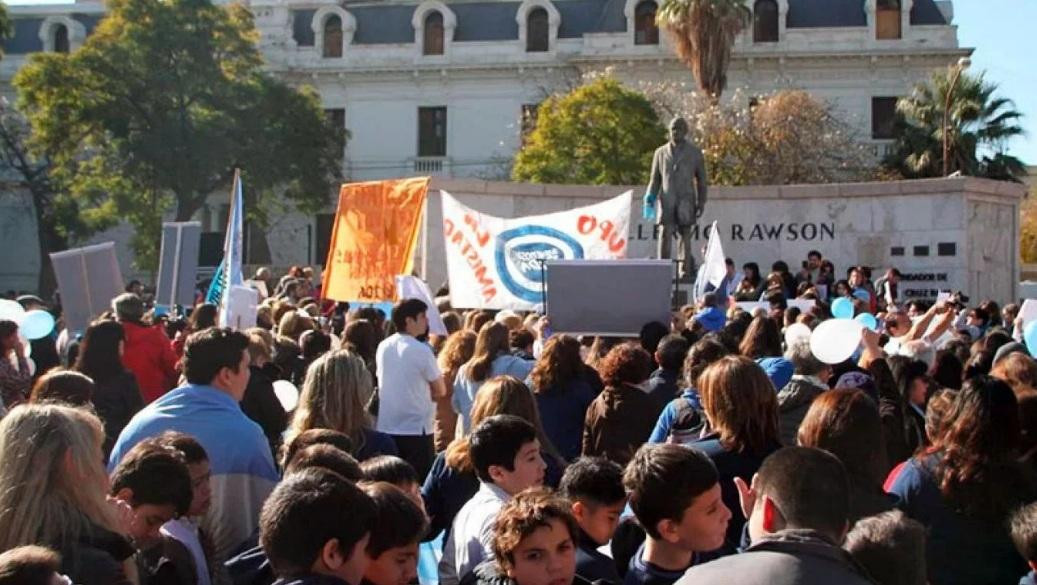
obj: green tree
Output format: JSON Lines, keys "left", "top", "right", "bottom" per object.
{"left": 14, "top": 0, "right": 345, "bottom": 269}
{"left": 883, "top": 69, "right": 1025, "bottom": 182}
{"left": 511, "top": 77, "right": 666, "bottom": 185}
{"left": 655, "top": 0, "right": 749, "bottom": 100}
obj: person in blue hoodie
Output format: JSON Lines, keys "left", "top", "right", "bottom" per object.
{"left": 1012, "top": 502, "right": 1037, "bottom": 585}
{"left": 258, "top": 468, "right": 376, "bottom": 585}
{"left": 649, "top": 337, "right": 729, "bottom": 444}
{"left": 689, "top": 293, "right": 725, "bottom": 334}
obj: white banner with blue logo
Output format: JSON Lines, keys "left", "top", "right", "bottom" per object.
{"left": 441, "top": 190, "right": 632, "bottom": 310}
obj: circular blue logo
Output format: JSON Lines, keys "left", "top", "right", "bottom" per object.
{"left": 495, "top": 225, "right": 584, "bottom": 303}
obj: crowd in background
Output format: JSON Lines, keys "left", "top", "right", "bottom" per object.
{"left": 0, "top": 249, "right": 1035, "bottom": 585}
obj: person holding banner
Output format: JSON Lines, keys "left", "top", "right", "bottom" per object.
{"left": 375, "top": 299, "right": 447, "bottom": 479}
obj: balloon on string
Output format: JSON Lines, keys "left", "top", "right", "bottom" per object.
{"left": 0, "top": 299, "right": 24, "bottom": 322}
{"left": 273, "top": 380, "right": 300, "bottom": 413}
{"left": 854, "top": 313, "right": 879, "bottom": 332}
{"left": 1024, "top": 320, "right": 1037, "bottom": 356}
{"left": 18, "top": 310, "right": 55, "bottom": 340}
{"left": 784, "top": 323, "right": 812, "bottom": 348}
{"left": 831, "top": 297, "right": 854, "bottom": 319}
{"left": 810, "top": 318, "right": 864, "bottom": 365}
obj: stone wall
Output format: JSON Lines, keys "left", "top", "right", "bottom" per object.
{"left": 420, "top": 177, "right": 1027, "bottom": 304}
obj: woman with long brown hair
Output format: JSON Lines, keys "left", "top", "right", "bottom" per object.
{"left": 73, "top": 319, "right": 143, "bottom": 457}
{"left": 435, "top": 330, "right": 477, "bottom": 451}
{"left": 797, "top": 389, "right": 894, "bottom": 523}
{"left": 692, "top": 355, "right": 782, "bottom": 556}
{"left": 889, "top": 375, "right": 1037, "bottom": 585}
{"left": 452, "top": 322, "right": 533, "bottom": 433}
{"left": 422, "top": 375, "right": 564, "bottom": 542}
{"left": 528, "top": 335, "right": 596, "bottom": 461}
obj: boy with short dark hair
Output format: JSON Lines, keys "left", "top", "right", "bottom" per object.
{"left": 360, "top": 455, "right": 423, "bottom": 512}
{"left": 157, "top": 431, "right": 217, "bottom": 585}
{"left": 439, "top": 415, "right": 547, "bottom": 585}
{"left": 259, "top": 468, "right": 377, "bottom": 585}
{"left": 110, "top": 439, "right": 197, "bottom": 585}
{"left": 646, "top": 336, "right": 690, "bottom": 411}
{"left": 360, "top": 482, "right": 429, "bottom": 585}
{"left": 0, "top": 545, "right": 64, "bottom": 585}
{"left": 844, "top": 510, "right": 926, "bottom": 585}
{"left": 1011, "top": 502, "right": 1037, "bottom": 585}
{"left": 622, "top": 444, "right": 730, "bottom": 585}
{"left": 287, "top": 444, "right": 364, "bottom": 482}
{"left": 280, "top": 428, "right": 354, "bottom": 471}
{"left": 560, "top": 457, "right": 627, "bottom": 584}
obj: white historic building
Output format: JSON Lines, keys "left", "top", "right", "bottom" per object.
{"left": 0, "top": 0, "right": 970, "bottom": 288}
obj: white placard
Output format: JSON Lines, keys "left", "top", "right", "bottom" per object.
{"left": 50, "top": 242, "right": 124, "bottom": 334}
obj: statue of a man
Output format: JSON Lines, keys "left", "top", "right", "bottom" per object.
{"left": 645, "top": 117, "right": 708, "bottom": 280}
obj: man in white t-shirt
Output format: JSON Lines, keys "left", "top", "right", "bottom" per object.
{"left": 376, "top": 298, "right": 447, "bottom": 478}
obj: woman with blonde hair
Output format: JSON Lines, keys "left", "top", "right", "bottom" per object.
{"left": 277, "top": 310, "right": 315, "bottom": 343}
{"left": 284, "top": 349, "right": 397, "bottom": 464}
{"left": 0, "top": 403, "right": 135, "bottom": 583}
{"left": 422, "top": 375, "right": 564, "bottom": 542}
{"left": 435, "top": 330, "right": 477, "bottom": 451}
{"left": 452, "top": 322, "right": 533, "bottom": 433}
{"left": 691, "top": 355, "right": 782, "bottom": 556}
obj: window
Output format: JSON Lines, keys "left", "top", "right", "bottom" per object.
{"left": 53, "top": 24, "right": 69, "bottom": 53}
{"left": 753, "top": 0, "right": 778, "bottom": 43}
{"left": 876, "top": 0, "right": 901, "bottom": 40}
{"left": 423, "top": 11, "right": 445, "bottom": 55}
{"left": 871, "top": 97, "right": 898, "bottom": 139}
{"left": 293, "top": 10, "right": 316, "bottom": 46}
{"left": 418, "top": 107, "right": 447, "bottom": 157}
{"left": 323, "top": 15, "right": 343, "bottom": 58}
{"left": 324, "top": 108, "right": 346, "bottom": 132}
{"left": 526, "top": 8, "right": 549, "bottom": 52}
{"left": 521, "top": 104, "right": 539, "bottom": 142}
{"left": 634, "top": 1, "right": 659, "bottom": 45}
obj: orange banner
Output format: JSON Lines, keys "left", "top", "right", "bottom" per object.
{"left": 321, "top": 177, "right": 429, "bottom": 302}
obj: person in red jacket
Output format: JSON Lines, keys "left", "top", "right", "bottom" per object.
{"left": 113, "top": 293, "right": 179, "bottom": 403}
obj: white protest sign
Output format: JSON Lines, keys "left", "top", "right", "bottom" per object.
{"left": 441, "top": 190, "right": 632, "bottom": 310}
{"left": 50, "top": 242, "right": 124, "bottom": 334}
{"left": 155, "top": 222, "right": 201, "bottom": 309}
{"left": 224, "top": 285, "right": 258, "bottom": 330}
{"left": 395, "top": 275, "right": 447, "bottom": 336}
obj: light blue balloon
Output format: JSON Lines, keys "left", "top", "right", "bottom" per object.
{"left": 852, "top": 288, "right": 871, "bottom": 302}
{"left": 1024, "top": 321, "right": 1037, "bottom": 356}
{"left": 855, "top": 313, "right": 879, "bottom": 331}
{"left": 831, "top": 297, "right": 854, "bottom": 319}
{"left": 19, "top": 310, "right": 55, "bottom": 340}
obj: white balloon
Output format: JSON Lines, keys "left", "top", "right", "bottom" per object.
{"left": 0, "top": 299, "right": 24, "bottom": 321}
{"left": 272, "top": 380, "right": 300, "bottom": 413}
{"left": 784, "top": 323, "right": 812, "bottom": 348}
{"left": 810, "top": 318, "right": 864, "bottom": 365}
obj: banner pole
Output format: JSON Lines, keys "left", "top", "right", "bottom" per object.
{"left": 171, "top": 225, "right": 183, "bottom": 308}
{"left": 538, "top": 258, "right": 547, "bottom": 313}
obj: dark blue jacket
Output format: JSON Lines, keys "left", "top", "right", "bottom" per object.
{"left": 645, "top": 369, "right": 680, "bottom": 413}
{"left": 576, "top": 528, "right": 621, "bottom": 584}
{"left": 355, "top": 427, "right": 400, "bottom": 462}
{"left": 889, "top": 454, "right": 1034, "bottom": 585}
{"left": 692, "top": 434, "right": 781, "bottom": 559}
{"left": 623, "top": 542, "right": 695, "bottom": 585}
{"left": 534, "top": 379, "right": 597, "bottom": 461}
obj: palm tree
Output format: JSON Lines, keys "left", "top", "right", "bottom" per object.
{"left": 655, "top": 0, "right": 749, "bottom": 101}
{"left": 884, "top": 70, "right": 1025, "bottom": 182}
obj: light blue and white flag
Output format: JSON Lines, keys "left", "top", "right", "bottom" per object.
{"left": 208, "top": 170, "right": 252, "bottom": 328}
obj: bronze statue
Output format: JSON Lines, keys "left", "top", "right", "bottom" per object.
{"left": 644, "top": 117, "right": 708, "bottom": 280}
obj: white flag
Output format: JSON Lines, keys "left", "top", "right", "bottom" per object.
{"left": 694, "top": 221, "right": 726, "bottom": 301}
{"left": 395, "top": 275, "right": 448, "bottom": 336}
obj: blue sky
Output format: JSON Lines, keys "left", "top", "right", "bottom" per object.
{"left": 5, "top": 0, "right": 1035, "bottom": 165}
{"left": 954, "top": 1, "right": 1037, "bottom": 166}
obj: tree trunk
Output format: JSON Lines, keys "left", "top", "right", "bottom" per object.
{"left": 31, "top": 190, "right": 69, "bottom": 298}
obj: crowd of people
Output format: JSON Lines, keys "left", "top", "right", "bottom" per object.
{"left": 0, "top": 251, "right": 1035, "bottom": 585}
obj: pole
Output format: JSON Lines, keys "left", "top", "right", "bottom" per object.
{"left": 943, "top": 64, "right": 965, "bottom": 177}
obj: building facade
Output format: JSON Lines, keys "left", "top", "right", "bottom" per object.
{"left": 0, "top": 0, "right": 970, "bottom": 289}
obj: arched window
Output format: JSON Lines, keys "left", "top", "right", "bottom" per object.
{"left": 753, "top": 0, "right": 778, "bottom": 43}
{"left": 876, "top": 0, "right": 901, "bottom": 39}
{"left": 526, "top": 8, "right": 549, "bottom": 52}
{"left": 53, "top": 24, "right": 69, "bottom": 53}
{"left": 634, "top": 1, "right": 658, "bottom": 45}
{"left": 322, "top": 15, "right": 343, "bottom": 58}
{"left": 424, "top": 11, "right": 444, "bottom": 55}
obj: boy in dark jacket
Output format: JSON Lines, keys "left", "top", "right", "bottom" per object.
{"left": 360, "top": 482, "right": 429, "bottom": 585}
{"left": 110, "top": 439, "right": 197, "bottom": 585}
{"left": 622, "top": 444, "right": 730, "bottom": 585}
{"left": 259, "top": 468, "right": 376, "bottom": 585}
{"left": 675, "top": 447, "right": 873, "bottom": 585}
{"left": 560, "top": 458, "right": 627, "bottom": 584}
